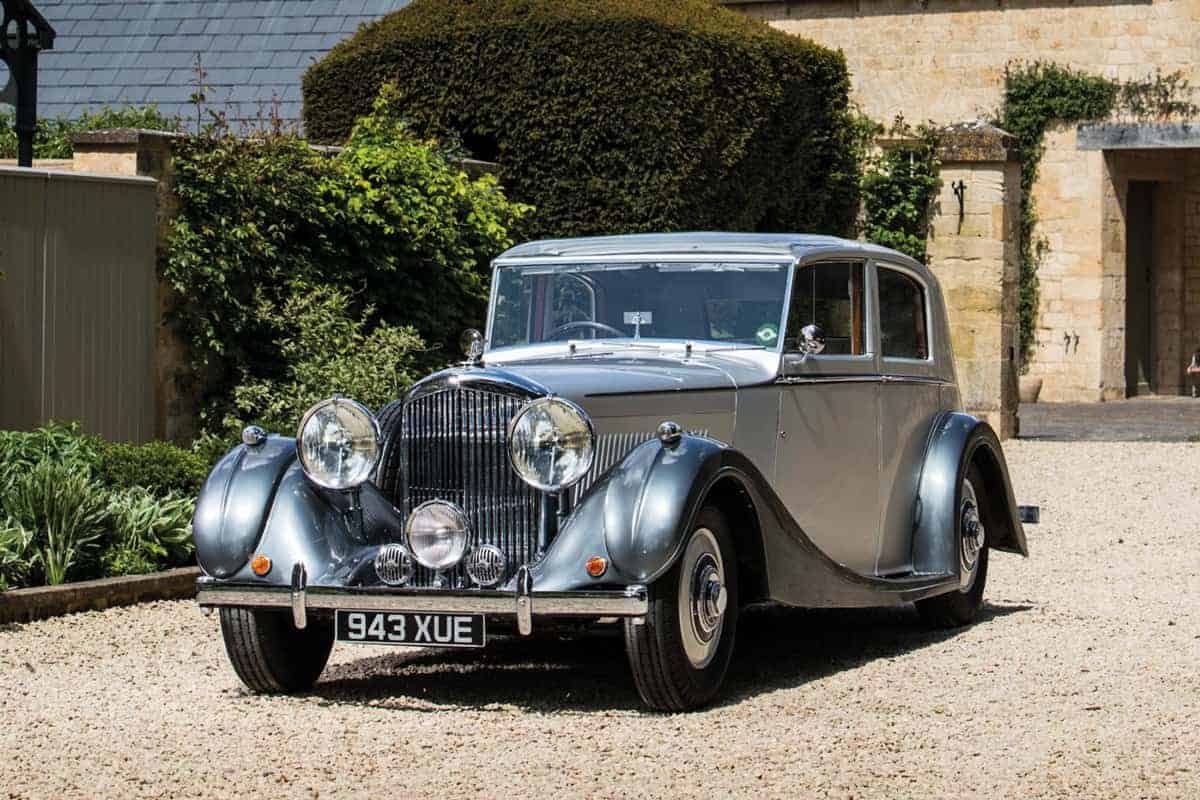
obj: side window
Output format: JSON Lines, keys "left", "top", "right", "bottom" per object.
{"left": 785, "top": 261, "right": 865, "bottom": 356}
{"left": 878, "top": 268, "right": 929, "bottom": 360}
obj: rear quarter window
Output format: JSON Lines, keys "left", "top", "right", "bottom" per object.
{"left": 878, "top": 268, "right": 929, "bottom": 360}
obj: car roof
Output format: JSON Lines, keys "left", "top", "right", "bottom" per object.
{"left": 495, "top": 232, "right": 928, "bottom": 273}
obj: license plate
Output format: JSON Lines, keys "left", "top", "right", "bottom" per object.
{"left": 335, "top": 610, "right": 486, "bottom": 648}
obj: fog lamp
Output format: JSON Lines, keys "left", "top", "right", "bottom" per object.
{"left": 406, "top": 500, "right": 470, "bottom": 571}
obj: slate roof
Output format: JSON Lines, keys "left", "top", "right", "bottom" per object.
{"left": 25, "top": 0, "right": 411, "bottom": 126}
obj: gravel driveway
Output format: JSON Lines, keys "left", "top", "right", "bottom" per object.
{"left": 2, "top": 441, "right": 1198, "bottom": 799}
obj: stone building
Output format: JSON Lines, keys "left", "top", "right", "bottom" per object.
{"left": 725, "top": 0, "right": 1200, "bottom": 406}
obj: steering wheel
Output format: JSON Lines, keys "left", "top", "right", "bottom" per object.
{"left": 547, "top": 320, "right": 627, "bottom": 340}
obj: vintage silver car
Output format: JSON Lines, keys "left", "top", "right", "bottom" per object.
{"left": 194, "top": 233, "right": 1033, "bottom": 711}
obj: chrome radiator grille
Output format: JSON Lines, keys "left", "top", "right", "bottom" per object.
{"left": 401, "top": 388, "right": 539, "bottom": 587}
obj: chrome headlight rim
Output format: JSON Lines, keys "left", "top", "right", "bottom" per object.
{"left": 506, "top": 395, "right": 596, "bottom": 493}
{"left": 404, "top": 499, "right": 471, "bottom": 571}
{"left": 295, "top": 396, "right": 382, "bottom": 491}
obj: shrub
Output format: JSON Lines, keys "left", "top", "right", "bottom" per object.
{"left": 96, "top": 441, "right": 209, "bottom": 497}
{"left": 223, "top": 286, "right": 426, "bottom": 436}
{"left": 0, "top": 422, "right": 102, "bottom": 491}
{"left": 162, "top": 94, "right": 528, "bottom": 428}
{"left": 103, "top": 488, "right": 195, "bottom": 576}
{"left": 1, "top": 460, "right": 110, "bottom": 585}
{"left": 0, "top": 105, "right": 180, "bottom": 160}
{"left": 303, "top": 0, "right": 861, "bottom": 239}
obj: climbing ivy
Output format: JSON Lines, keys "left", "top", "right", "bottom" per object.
{"left": 997, "top": 63, "right": 1197, "bottom": 367}
{"left": 860, "top": 116, "right": 941, "bottom": 263}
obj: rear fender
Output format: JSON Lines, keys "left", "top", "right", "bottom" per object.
{"left": 913, "top": 412, "right": 1029, "bottom": 577}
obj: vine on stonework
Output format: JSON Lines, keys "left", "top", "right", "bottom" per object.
{"left": 859, "top": 115, "right": 942, "bottom": 263}
{"left": 997, "top": 63, "right": 1197, "bottom": 368}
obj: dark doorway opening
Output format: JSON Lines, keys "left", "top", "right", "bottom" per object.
{"left": 1125, "top": 181, "right": 1156, "bottom": 396}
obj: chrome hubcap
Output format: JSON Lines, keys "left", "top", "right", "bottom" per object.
{"left": 959, "top": 478, "right": 985, "bottom": 591}
{"left": 678, "top": 527, "right": 726, "bottom": 669}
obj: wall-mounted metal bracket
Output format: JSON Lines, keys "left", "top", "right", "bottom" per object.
{"left": 952, "top": 179, "right": 967, "bottom": 233}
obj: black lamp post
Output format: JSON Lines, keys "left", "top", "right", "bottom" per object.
{"left": 1, "top": 0, "right": 55, "bottom": 168}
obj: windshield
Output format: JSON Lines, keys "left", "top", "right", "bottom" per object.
{"left": 489, "top": 261, "right": 792, "bottom": 350}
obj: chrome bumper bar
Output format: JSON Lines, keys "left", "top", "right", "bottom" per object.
{"left": 196, "top": 567, "right": 648, "bottom": 636}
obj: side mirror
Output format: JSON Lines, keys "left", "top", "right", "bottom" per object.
{"left": 799, "top": 324, "right": 826, "bottom": 358}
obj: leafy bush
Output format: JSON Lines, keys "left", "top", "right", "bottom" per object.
{"left": 96, "top": 441, "right": 209, "bottom": 498}
{"left": 162, "top": 92, "right": 528, "bottom": 430}
{"left": 103, "top": 488, "right": 195, "bottom": 577}
{"left": 303, "top": 0, "right": 861, "bottom": 239}
{"left": 2, "top": 460, "right": 110, "bottom": 585}
{"left": 0, "top": 105, "right": 180, "bottom": 160}
{"left": 223, "top": 286, "right": 425, "bottom": 436}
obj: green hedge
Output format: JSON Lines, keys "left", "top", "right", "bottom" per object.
{"left": 303, "top": 0, "right": 860, "bottom": 239}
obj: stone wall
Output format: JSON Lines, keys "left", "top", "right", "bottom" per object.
{"left": 724, "top": 0, "right": 1200, "bottom": 126}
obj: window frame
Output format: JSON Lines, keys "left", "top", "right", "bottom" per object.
{"left": 873, "top": 260, "right": 936, "bottom": 374}
{"left": 780, "top": 258, "right": 879, "bottom": 378}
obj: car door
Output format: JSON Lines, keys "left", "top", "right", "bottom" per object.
{"left": 874, "top": 261, "right": 944, "bottom": 575}
{"left": 775, "top": 259, "right": 881, "bottom": 574}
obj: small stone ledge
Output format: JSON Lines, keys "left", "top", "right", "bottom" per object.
{"left": 878, "top": 119, "right": 1017, "bottom": 163}
{"left": 70, "top": 128, "right": 186, "bottom": 147}
{"left": 1077, "top": 122, "right": 1200, "bottom": 151}
{"left": 937, "top": 120, "right": 1018, "bottom": 163}
{"left": 0, "top": 567, "right": 201, "bottom": 625}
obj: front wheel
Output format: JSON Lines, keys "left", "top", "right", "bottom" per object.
{"left": 219, "top": 607, "right": 335, "bottom": 694}
{"left": 624, "top": 506, "right": 739, "bottom": 711}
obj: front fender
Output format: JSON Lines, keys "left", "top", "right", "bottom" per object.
{"left": 532, "top": 434, "right": 731, "bottom": 590}
{"left": 193, "top": 436, "right": 298, "bottom": 578}
{"left": 913, "top": 412, "right": 1029, "bottom": 577}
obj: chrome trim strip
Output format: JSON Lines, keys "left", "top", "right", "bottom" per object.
{"left": 776, "top": 374, "right": 952, "bottom": 386}
{"left": 197, "top": 580, "right": 650, "bottom": 618}
{"left": 494, "top": 253, "right": 796, "bottom": 266}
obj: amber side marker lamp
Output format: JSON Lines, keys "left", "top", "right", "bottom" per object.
{"left": 585, "top": 556, "right": 608, "bottom": 578}
{"left": 251, "top": 555, "right": 272, "bottom": 576}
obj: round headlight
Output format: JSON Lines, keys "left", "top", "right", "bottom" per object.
{"left": 296, "top": 397, "right": 381, "bottom": 490}
{"left": 507, "top": 397, "right": 595, "bottom": 492}
{"left": 406, "top": 500, "right": 470, "bottom": 571}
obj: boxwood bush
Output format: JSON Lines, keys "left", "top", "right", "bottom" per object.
{"left": 303, "top": 0, "right": 861, "bottom": 238}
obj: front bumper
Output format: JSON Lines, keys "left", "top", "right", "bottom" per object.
{"left": 196, "top": 564, "right": 648, "bottom": 636}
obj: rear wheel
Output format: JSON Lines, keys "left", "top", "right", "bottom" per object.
{"left": 219, "top": 607, "right": 334, "bottom": 694}
{"left": 624, "top": 506, "right": 739, "bottom": 711}
{"left": 915, "top": 465, "right": 989, "bottom": 628}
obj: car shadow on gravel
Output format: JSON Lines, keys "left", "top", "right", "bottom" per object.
{"left": 311, "top": 601, "right": 1030, "bottom": 714}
